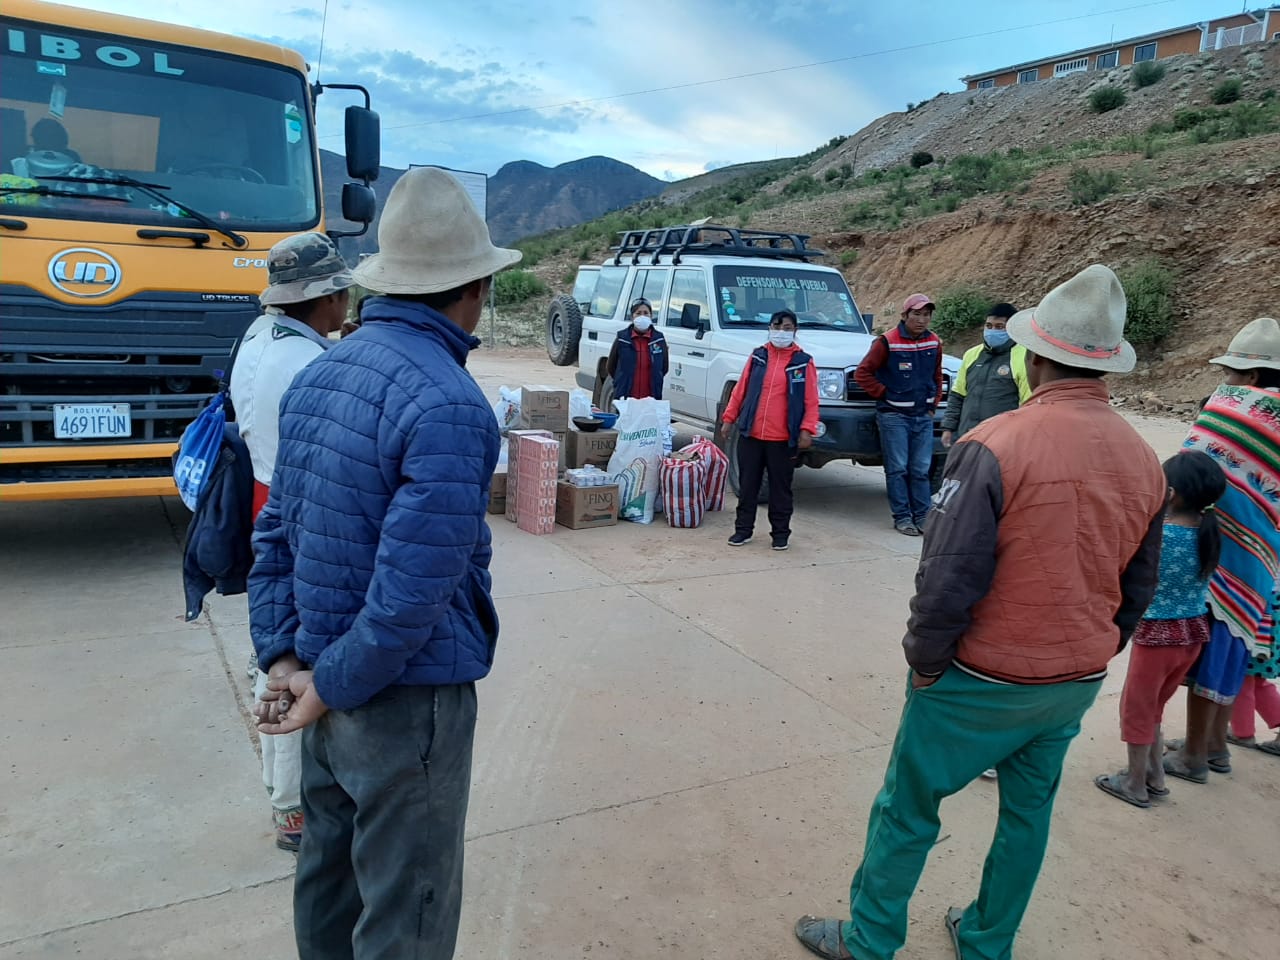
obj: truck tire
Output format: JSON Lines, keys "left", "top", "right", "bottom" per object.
{"left": 930, "top": 452, "right": 947, "bottom": 494}
{"left": 724, "top": 425, "right": 769, "bottom": 504}
{"left": 546, "top": 294, "right": 582, "bottom": 366}
{"left": 598, "top": 375, "right": 616, "bottom": 416}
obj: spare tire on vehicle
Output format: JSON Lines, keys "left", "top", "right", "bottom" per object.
{"left": 546, "top": 294, "right": 582, "bottom": 366}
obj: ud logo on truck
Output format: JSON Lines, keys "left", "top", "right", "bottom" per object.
{"left": 48, "top": 248, "right": 122, "bottom": 297}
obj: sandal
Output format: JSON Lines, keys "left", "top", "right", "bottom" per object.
{"left": 1164, "top": 739, "right": 1231, "bottom": 773}
{"left": 794, "top": 916, "right": 853, "bottom": 960}
{"left": 1163, "top": 754, "right": 1209, "bottom": 784}
{"left": 944, "top": 907, "right": 963, "bottom": 960}
{"left": 1258, "top": 738, "right": 1280, "bottom": 757}
{"left": 1226, "top": 734, "right": 1258, "bottom": 748}
{"left": 1094, "top": 773, "right": 1150, "bottom": 808}
{"left": 1146, "top": 784, "right": 1170, "bottom": 799}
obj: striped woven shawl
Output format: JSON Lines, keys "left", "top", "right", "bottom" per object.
{"left": 1184, "top": 385, "right": 1280, "bottom": 660}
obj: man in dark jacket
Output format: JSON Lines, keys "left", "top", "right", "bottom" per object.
{"left": 854, "top": 294, "right": 943, "bottom": 536}
{"left": 249, "top": 167, "right": 521, "bottom": 960}
{"left": 941, "top": 302, "right": 1029, "bottom": 447}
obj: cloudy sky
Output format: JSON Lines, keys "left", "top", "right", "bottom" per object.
{"left": 73, "top": 0, "right": 1241, "bottom": 179}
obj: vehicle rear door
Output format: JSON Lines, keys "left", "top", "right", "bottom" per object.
{"left": 662, "top": 267, "right": 713, "bottom": 419}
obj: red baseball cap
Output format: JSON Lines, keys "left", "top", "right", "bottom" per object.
{"left": 902, "top": 293, "right": 935, "bottom": 312}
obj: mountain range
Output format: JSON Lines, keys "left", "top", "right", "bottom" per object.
{"left": 320, "top": 150, "right": 665, "bottom": 258}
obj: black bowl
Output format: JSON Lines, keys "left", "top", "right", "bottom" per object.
{"left": 573, "top": 416, "right": 604, "bottom": 432}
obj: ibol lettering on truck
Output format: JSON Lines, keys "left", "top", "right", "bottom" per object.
{"left": 0, "top": 0, "right": 380, "bottom": 502}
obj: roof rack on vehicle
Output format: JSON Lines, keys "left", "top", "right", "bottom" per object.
{"left": 610, "top": 224, "right": 825, "bottom": 266}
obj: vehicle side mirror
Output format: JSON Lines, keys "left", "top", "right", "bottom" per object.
{"left": 341, "top": 182, "right": 376, "bottom": 224}
{"left": 680, "top": 303, "right": 702, "bottom": 330}
{"left": 345, "top": 106, "right": 381, "bottom": 182}
{"left": 861, "top": 312, "right": 874, "bottom": 329}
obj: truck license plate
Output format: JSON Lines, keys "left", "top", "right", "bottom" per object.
{"left": 53, "top": 403, "right": 132, "bottom": 440}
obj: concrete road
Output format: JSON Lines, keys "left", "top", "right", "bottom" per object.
{"left": 2, "top": 350, "right": 1277, "bottom": 959}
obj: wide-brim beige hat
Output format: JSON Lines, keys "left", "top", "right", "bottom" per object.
{"left": 1209, "top": 317, "right": 1280, "bottom": 371}
{"left": 1007, "top": 263, "right": 1136, "bottom": 374}
{"left": 352, "top": 166, "right": 522, "bottom": 295}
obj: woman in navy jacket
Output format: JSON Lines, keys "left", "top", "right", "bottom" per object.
{"left": 606, "top": 298, "right": 669, "bottom": 400}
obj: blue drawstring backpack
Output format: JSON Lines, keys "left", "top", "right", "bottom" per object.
{"left": 174, "top": 389, "right": 227, "bottom": 510}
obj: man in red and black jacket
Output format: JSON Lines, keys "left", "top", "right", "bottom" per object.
{"left": 719, "top": 310, "right": 819, "bottom": 551}
{"left": 854, "top": 293, "right": 943, "bottom": 536}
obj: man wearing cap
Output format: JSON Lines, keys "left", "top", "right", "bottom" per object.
{"left": 230, "top": 231, "right": 353, "bottom": 852}
{"left": 248, "top": 167, "right": 521, "bottom": 959}
{"left": 854, "top": 294, "right": 943, "bottom": 535}
{"left": 796, "top": 265, "right": 1166, "bottom": 960}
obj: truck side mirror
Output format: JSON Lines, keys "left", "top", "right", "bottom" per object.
{"left": 680, "top": 303, "right": 702, "bottom": 329}
{"left": 341, "top": 182, "right": 376, "bottom": 224}
{"left": 345, "top": 106, "right": 381, "bottom": 182}
{"left": 861, "top": 312, "right": 874, "bottom": 330}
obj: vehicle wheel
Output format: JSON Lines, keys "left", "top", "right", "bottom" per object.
{"left": 724, "top": 426, "right": 769, "bottom": 504}
{"left": 929, "top": 453, "right": 948, "bottom": 494}
{"left": 546, "top": 294, "right": 582, "bottom": 366}
{"left": 598, "top": 376, "right": 617, "bottom": 416}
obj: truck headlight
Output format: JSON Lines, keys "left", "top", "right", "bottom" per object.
{"left": 818, "top": 369, "right": 844, "bottom": 400}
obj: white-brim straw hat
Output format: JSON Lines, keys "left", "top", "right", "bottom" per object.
{"left": 1007, "top": 264, "right": 1136, "bottom": 374}
{"left": 351, "top": 166, "right": 522, "bottom": 295}
{"left": 1208, "top": 317, "right": 1280, "bottom": 371}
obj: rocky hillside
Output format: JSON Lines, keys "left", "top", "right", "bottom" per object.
{"left": 319, "top": 151, "right": 664, "bottom": 256}
{"left": 518, "top": 41, "right": 1280, "bottom": 411}
{"left": 486, "top": 156, "right": 663, "bottom": 244}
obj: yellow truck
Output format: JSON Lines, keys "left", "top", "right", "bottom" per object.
{"left": 0, "top": 0, "right": 379, "bottom": 501}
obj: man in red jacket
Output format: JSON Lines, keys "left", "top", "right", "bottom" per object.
{"left": 854, "top": 295, "right": 943, "bottom": 536}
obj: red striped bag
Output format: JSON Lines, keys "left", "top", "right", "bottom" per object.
{"left": 660, "top": 455, "right": 706, "bottom": 528}
{"left": 681, "top": 438, "right": 729, "bottom": 511}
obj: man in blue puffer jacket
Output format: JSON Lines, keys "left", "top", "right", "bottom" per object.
{"left": 248, "top": 166, "right": 521, "bottom": 960}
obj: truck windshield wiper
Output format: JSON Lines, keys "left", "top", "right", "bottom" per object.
{"left": 38, "top": 174, "right": 247, "bottom": 248}
{"left": 0, "top": 184, "right": 129, "bottom": 203}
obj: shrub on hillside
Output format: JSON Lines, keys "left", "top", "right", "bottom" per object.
{"left": 1211, "top": 78, "right": 1242, "bottom": 104}
{"left": 931, "top": 286, "right": 992, "bottom": 341}
{"left": 1118, "top": 260, "right": 1176, "bottom": 344}
{"left": 782, "top": 173, "right": 823, "bottom": 197}
{"left": 493, "top": 269, "right": 548, "bottom": 305}
{"left": 910, "top": 150, "right": 934, "bottom": 168}
{"left": 1089, "top": 85, "right": 1127, "bottom": 113}
{"left": 1172, "top": 106, "right": 1214, "bottom": 130}
{"left": 1131, "top": 61, "right": 1166, "bottom": 89}
{"left": 1067, "top": 166, "right": 1121, "bottom": 205}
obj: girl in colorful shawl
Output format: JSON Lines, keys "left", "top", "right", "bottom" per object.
{"left": 1096, "top": 451, "right": 1224, "bottom": 806}
{"left": 1165, "top": 318, "right": 1280, "bottom": 783}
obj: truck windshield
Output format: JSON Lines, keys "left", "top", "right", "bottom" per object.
{"left": 0, "top": 18, "right": 319, "bottom": 232}
{"left": 713, "top": 265, "right": 867, "bottom": 333}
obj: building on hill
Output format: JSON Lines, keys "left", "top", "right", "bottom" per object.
{"left": 962, "top": 8, "right": 1279, "bottom": 90}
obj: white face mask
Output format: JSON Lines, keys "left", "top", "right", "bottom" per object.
{"left": 632, "top": 315, "right": 653, "bottom": 331}
{"left": 769, "top": 330, "right": 795, "bottom": 348}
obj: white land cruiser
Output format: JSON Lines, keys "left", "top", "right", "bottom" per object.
{"left": 545, "top": 224, "right": 960, "bottom": 494}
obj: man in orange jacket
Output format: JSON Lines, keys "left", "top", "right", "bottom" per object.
{"left": 796, "top": 265, "right": 1166, "bottom": 960}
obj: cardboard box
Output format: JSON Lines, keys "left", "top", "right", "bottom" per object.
{"left": 518, "top": 388, "right": 570, "bottom": 432}
{"left": 554, "top": 431, "right": 568, "bottom": 473}
{"left": 555, "top": 481, "right": 620, "bottom": 530}
{"left": 487, "top": 471, "right": 507, "bottom": 515}
{"left": 565, "top": 429, "right": 618, "bottom": 470}
{"left": 506, "top": 430, "right": 553, "bottom": 522}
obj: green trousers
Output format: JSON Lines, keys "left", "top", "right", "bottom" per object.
{"left": 843, "top": 668, "right": 1101, "bottom": 960}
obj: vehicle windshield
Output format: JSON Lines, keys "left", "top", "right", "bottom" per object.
{"left": 0, "top": 17, "right": 319, "bottom": 232}
{"left": 713, "top": 265, "right": 868, "bottom": 333}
